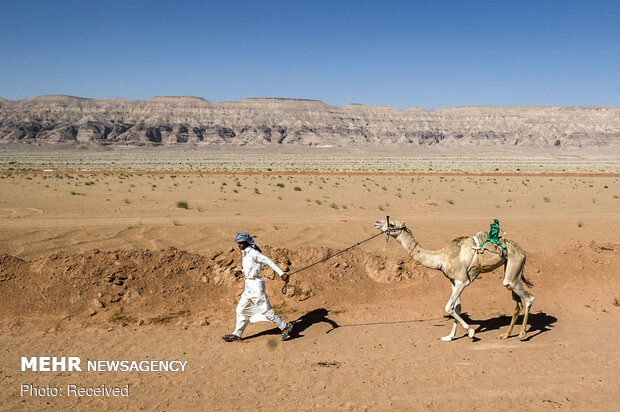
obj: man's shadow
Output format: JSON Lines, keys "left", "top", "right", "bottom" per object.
{"left": 457, "top": 311, "right": 557, "bottom": 341}
{"left": 242, "top": 308, "right": 339, "bottom": 341}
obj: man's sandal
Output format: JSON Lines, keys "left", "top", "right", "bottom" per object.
{"left": 222, "top": 334, "right": 241, "bottom": 342}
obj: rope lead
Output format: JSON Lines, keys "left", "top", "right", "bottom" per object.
{"left": 282, "top": 216, "right": 392, "bottom": 294}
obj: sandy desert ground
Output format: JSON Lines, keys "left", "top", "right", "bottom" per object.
{"left": 0, "top": 149, "right": 619, "bottom": 411}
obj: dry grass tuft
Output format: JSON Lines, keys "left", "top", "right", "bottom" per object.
{"left": 150, "top": 310, "right": 190, "bottom": 324}
{"left": 110, "top": 310, "right": 136, "bottom": 325}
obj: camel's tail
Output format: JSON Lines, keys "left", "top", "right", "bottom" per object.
{"left": 516, "top": 255, "right": 533, "bottom": 288}
{"left": 520, "top": 259, "right": 534, "bottom": 288}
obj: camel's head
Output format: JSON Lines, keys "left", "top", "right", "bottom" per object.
{"left": 373, "top": 219, "right": 407, "bottom": 237}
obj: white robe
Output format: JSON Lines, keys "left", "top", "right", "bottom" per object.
{"left": 232, "top": 248, "right": 286, "bottom": 336}
{"left": 237, "top": 278, "right": 280, "bottom": 323}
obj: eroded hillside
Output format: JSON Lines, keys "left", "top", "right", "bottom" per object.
{"left": 1, "top": 95, "right": 618, "bottom": 147}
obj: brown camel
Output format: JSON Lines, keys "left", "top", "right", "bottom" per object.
{"left": 374, "top": 219, "right": 534, "bottom": 341}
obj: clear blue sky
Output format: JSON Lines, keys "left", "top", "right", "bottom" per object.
{"left": 0, "top": 0, "right": 618, "bottom": 108}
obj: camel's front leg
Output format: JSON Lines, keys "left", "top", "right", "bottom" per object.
{"left": 441, "top": 297, "right": 461, "bottom": 341}
{"left": 441, "top": 282, "right": 459, "bottom": 341}
{"left": 441, "top": 280, "right": 474, "bottom": 341}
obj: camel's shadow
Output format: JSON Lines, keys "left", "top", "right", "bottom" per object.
{"left": 456, "top": 311, "right": 557, "bottom": 341}
{"left": 242, "top": 309, "right": 556, "bottom": 342}
{"left": 242, "top": 308, "right": 339, "bottom": 341}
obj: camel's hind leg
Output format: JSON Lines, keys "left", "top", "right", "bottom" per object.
{"left": 499, "top": 291, "right": 522, "bottom": 339}
{"left": 502, "top": 257, "right": 534, "bottom": 339}
{"left": 517, "top": 284, "right": 535, "bottom": 339}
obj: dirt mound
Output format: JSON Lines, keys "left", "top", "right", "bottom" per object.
{"left": 1, "top": 242, "right": 618, "bottom": 330}
{"left": 0, "top": 245, "right": 431, "bottom": 328}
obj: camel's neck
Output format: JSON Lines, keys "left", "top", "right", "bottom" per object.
{"left": 396, "top": 229, "right": 444, "bottom": 270}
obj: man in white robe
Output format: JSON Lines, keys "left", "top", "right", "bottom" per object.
{"left": 222, "top": 232, "right": 294, "bottom": 342}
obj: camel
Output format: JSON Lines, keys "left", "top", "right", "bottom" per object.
{"left": 373, "top": 219, "right": 534, "bottom": 341}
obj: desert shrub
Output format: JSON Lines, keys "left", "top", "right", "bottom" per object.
{"left": 176, "top": 201, "right": 189, "bottom": 209}
{"left": 150, "top": 310, "right": 189, "bottom": 324}
{"left": 110, "top": 310, "right": 136, "bottom": 325}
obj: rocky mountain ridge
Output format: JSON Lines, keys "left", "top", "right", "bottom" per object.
{"left": 0, "top": 95, "right": 618, "bottom": 147}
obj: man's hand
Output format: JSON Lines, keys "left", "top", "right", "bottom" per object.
{"left": 281, "top": 273, "right": 289, "bottom": 282}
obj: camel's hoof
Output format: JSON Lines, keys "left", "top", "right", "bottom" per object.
{"left": 440, "top": 335, "right": 453, "bottom": 342}
{"left": 498, "top": 333, "right": 509, "bottom": 340}
{"left": 519, "top": 331, "right": 527, "bottom": 339}
{"left": 468, "top": 328, "right": 475, "bottom": 339}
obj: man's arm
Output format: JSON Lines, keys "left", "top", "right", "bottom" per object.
{"left": 255, "top": 252, "right": 287, "bottom": 279}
